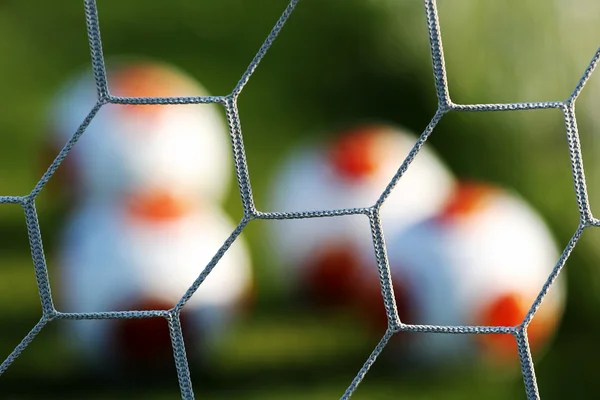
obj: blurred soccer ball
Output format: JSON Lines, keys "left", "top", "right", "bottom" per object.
{"left": 57, "top": 191, "right": 252, "bottom": 369}
{"left": 49, "top": 60, "right": 231, "bottom": 202}
{"left": 382, "top": 181, "right": 564, "bottom": 365}
{"left": 268, "top": 123, "right": 455, "bottom": 308}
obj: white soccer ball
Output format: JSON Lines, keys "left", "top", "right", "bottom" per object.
{"left": 383, "top": 181, "right": 564, "bottom": 365}
{"left": 268, "top": 124, "right": 455, "bottom": 308}
{"left": 50, "top": 60, "right": 231, "bottom": 202}
{"left": 56, "top": 192, "right": 252, "bottom": 367}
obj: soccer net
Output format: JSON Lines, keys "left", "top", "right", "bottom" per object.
{"left": 1, "top": 1, "right": 599, "bottom": 399}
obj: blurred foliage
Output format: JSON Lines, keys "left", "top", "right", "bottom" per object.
{"left": 0, "top": 0, "right": 599, "bottom": 398}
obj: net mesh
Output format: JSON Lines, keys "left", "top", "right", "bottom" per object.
{"left": 0, "top": 1, "right": 599, "bottom": 399}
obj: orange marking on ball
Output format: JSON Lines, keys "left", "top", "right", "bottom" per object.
{"left": 113, "top": 298, "right": 196, "bottom": 366}
{"left": 355, "top": 271, "right": 413, "bottom": 334}
{"left": 476, "top": 292, "right": 555, "bottom": 361}
{"left": 111, "top": 65, "right": 186, "bottom": 97}
{"left": 303, "top": 244, "right": 362, "bottom": 307}
{"left": 328, "top": 126, "right": 384, "bottom": 181}
{"left": 127, "top": 191, "right": 194, "bottom": 223}
{"left": 110, "top": 64, "right": 192, "bottom": 117}
{"left": 439, "top": 181, "right": 497, "bottom": 222}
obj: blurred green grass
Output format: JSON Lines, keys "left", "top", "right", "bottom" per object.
{"left": 1, "top": 0, "right": 600, "bottom": 398}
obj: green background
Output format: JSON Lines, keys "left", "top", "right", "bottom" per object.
{"left": 0, "top": 0, "right": 599, "bottom": 398}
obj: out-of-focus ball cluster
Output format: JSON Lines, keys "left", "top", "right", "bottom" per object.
{"left": 48, "top": 60, "right": 252, "bottom": 370}
{"left": 47, "top": 59, "right": 565, "bottom": 373}
{"left": 268, "top": 124, "right": 565, "bottom": 368}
